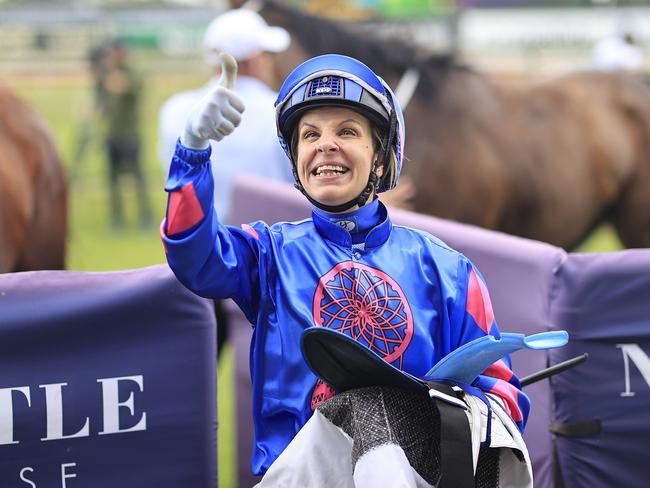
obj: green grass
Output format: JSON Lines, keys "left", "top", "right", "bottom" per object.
{"left": 575, "top": 224, "right": 623, "bottom": 253}
{"left": 9, "top": 68, "right": 236, "bottom": 487}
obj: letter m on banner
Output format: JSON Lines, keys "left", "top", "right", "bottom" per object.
{"left": 617, "top": 344, "right": 650, "bottom": 397}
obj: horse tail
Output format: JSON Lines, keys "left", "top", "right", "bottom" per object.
{"left": 0, "top": 82, "right": 68, "bottom": 272}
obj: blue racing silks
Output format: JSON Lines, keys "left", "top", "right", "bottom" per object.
{"left": 161, "top": 140, "right": 530, "bottom": 475}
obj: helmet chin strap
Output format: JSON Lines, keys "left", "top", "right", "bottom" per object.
{"left": 292, "top": 164, "right": 380, "bottom": 214}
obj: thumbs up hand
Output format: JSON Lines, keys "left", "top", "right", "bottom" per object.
{"left": 181, "top": 52, "right": 245, "bottom": 150}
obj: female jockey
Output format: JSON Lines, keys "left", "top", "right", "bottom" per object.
{"left": 162, "top": 53, "right": 532, "bottom": 487}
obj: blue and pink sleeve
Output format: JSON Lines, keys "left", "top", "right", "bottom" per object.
{"left": 458, "top": 263, "right": 531, "bottom": 432}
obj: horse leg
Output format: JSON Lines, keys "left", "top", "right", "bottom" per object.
{"left": 0, "top": 197, "right": 24, "bottom": 273}
{"left": 0, "top": 84, "right": 68, "bottom": 272}
{"left": 0, "top": 140, "right": 31, "bottom": 273}
{"left": 14, "top": 143, "right": 68, "bottom": 272}
{"left": 16, "top": 194, "right": 67, "bottom": 271}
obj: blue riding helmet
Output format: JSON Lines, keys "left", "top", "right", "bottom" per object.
{"left": 275, "top": 54, "right": 405, "bottom": 211}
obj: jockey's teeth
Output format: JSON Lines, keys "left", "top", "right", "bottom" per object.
{"left": 316, "top": 165, "right": 346, "bottom": 176}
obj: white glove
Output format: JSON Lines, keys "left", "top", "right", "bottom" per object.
{"left": 181, "top": 52, "right": 245, "bottom": 150}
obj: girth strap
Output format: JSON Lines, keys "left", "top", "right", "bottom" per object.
{"left": 428, "top": 382, "right": 475, "bottom": 488}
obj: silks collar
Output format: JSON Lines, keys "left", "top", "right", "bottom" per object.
{"left": 312, "top": 199, "right": 392, "bottom": 249}
{"left": 313, "top": 198, "right": 381, "bottom": 243}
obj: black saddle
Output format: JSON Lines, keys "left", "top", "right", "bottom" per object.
{"left": 301, "top": 327, "right": 478, "bottom": 488}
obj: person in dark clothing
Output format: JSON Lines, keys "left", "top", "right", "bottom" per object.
{"left": 97, "top": 39, "right": 153, "bottom": 231}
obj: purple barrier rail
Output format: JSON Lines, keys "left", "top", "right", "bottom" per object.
{"left": 0, "top": 265, "right": 217, "bottom": 488}
{"left": 228, "top": 176, "right": 565, "bottom": 488}
{"left": 549, "top": 251, "right": 650, "bottom": 487}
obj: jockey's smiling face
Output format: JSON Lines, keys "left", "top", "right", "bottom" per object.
{"left": 296, "top": 106, "right": 381, "bottom": 211}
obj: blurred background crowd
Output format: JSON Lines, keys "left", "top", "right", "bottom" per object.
{"left": 2, "top": 0, "right": 648, "bottom": 485}
{"left": 2, "top": 0, "right": 647, "bottom": 269}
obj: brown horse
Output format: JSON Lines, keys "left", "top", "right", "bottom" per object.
{"left": 257, "top": 1, "right": 650, "bottom": 250}
{"left": 0, "top": 82, "right": 68, "bottom": 273}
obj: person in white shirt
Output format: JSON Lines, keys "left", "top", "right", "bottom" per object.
{"left": 592, "top": 33, "right": 644, "bottom": 72}
{"left": 158, "top": 8, "right": 294, "bottom": 225}
{"left": 158, "top": 8, "right": 295, "bottom": 358}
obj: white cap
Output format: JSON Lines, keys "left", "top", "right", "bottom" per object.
{"left": 592, "top": 35, "right": 643, "bottom": 71}
{"left": 203, "top": 9, "right": 290, "bottom": 65}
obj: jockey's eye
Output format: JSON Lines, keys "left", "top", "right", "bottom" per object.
{"left": 340, "top": 128, "right": 357, "bottom": 137}
{"left": 301, "top": 129, "right": 319, "bottom": 140}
